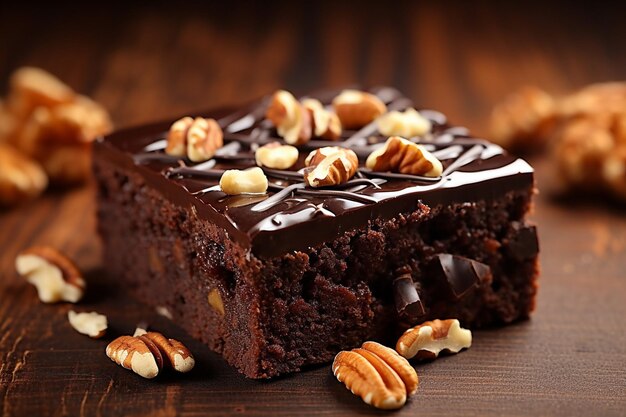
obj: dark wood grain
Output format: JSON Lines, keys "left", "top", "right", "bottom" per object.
{"left": 1, "top": 2, "right": 625, "bottom": 416}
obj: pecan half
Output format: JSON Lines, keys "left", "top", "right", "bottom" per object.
{"left": 106, "top": 330, "right": 195, "bottom": 378}
{"left": 396, "top": 319, "right": 472, "bottom": 360}
{"left": 141, "top": 331, "right": 195, "bottom": 373}
{"left": 106, "top": 335, "right": 162, "bottom": 379}
{"left": 366, "top": 136, "right": 442, "bottom": 177}
{"left": 15, "top": 246, "right": 85, "bottom": 303}
{"left": 332, "top": 89, "right": 387, "bottom": 129}
{"left": 333, "top": 341, "right": 418, "bottom": 410}
{"left": 303, "top": 146, "right": 358, "bottom": 187}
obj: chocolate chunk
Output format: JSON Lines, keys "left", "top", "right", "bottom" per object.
{"left": 434, "top": 254, "right": 492, "bottom": 299}
{"left": 507, "top": 223, "right": 539, "bottom": 261}
{"left": 393, "top": 273, "right": 425, "bottom": 319}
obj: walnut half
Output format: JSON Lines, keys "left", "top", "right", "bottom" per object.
{"left": 396, "top": 319, "right": 472, "bottom": 360}
{"left": 166, "top": 116, "right": 224, "bottom": 162}
{"left": 15, "top": 246, "right": 85, "bottom": 303}
{"left": 303, "top": 146, "right": 358, "bottom": 187}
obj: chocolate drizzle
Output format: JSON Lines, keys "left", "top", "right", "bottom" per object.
{"left": 96, "top": 86, "right": 534, "bottom": 257}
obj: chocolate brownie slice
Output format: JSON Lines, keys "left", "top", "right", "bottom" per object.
{"left": 93, "top": 87, "right": 539, "bottom": 378}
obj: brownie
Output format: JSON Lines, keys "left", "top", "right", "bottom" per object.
{"left": 93, "top": 87, "right": 539, "bottom": 379}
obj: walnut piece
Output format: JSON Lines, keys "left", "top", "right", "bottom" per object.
{"left": 332, "top": 89, "right": 387, "bottom": 129}
{"left": 377, "top": 108, "right": 432, "bottom": 138}
{"left": 15, "top": 246, "right": 85, "bottom": 303}
{"left": 0, "top": 143, "right": 48, "bottom": 206}
{"left": 68, "top": 310, "right": 108, "bottom": 338}
{"left": 366, "top": 136, "right": 442, "bottom": 177}
{"left": 219, "top": 167, "right": 268, "bottom": 195}
{"left": 396, "top": 319, "right": 472, "bottom": 360}
{"left": 489, "top": 86, "right": 556, "bottom": 152}
{"left": 302, "top": 98, "right": 342, "bottom": 140}
{"left": 333, "top": 341, "right": 418, "bottom": 410}
{"left": 265, "top": 90, "right": 312, "bottom": 144}
{"left": 255, "top": 142, "right": 299, "bottom": 169}
{"left": 303, "top": 146, "right": 358, "bottom": 187}
{"left": 208, "top": 288, "right": 225, "bottom": 316}
{"left": 106, "top": 330, "right": 195, "bottom": 378}
{"left": 166, "top": 116, "right": 224, "bottom": 162}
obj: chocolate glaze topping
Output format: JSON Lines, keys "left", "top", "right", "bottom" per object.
{"left": 96, "top": 87, "right": 534, "bottom": 258}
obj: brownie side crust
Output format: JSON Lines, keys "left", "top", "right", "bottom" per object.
{"left": 95, "top": 154, "right": 538, "bottom": 378}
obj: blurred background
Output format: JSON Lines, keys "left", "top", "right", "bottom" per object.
{"left": 2, "top": 1, "right": 624, "bottom": 132}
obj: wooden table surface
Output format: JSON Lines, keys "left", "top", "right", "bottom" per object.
{"left": 1, "top": 2, "right": 625, "bottom": 416}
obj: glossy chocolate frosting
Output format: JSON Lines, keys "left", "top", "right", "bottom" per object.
{"left": 95, "top": 87, "right": 534, "bottom": 257}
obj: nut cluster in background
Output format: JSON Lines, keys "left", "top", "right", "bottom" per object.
{"left": 490, "top": 82, "right": 626, "bottom": 202}
{"left": 0, "top": 67, "right": 112, "bottom": 207}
